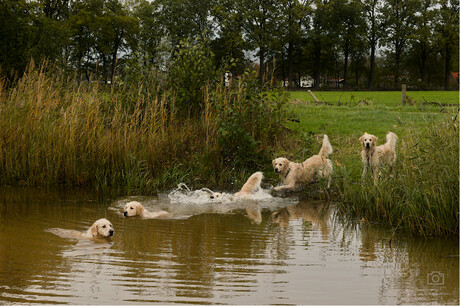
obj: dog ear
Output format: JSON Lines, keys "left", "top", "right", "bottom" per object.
{"left": 90, "top": 222, "right": 98, "bottom": 237}
{"left": 272, "top": 159, "right": 276, "bottom": 167}
{"left": 359, "top": 135, "right": 364, "bottom": 143}
{"left": 136, "top": 204, "right": 144, "bottom": 216}
{"left": 373, "top": 135, "right": 378, "bottom": 144}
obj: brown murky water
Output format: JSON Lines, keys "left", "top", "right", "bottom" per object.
{"left": 0, "top": 187, "right": 458, "bottom": 304}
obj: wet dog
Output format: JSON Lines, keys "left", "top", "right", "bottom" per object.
{"left": 123, "top": 201, "right": 171, "bottom": 218}
{"left": 47, "top": 218, "right": 114, "bottom": 239}
{"left": 360, "top": 131, "right": 398, "bottom": 185}
{"left": 207, "top": 171, "right": 264, "bottom": 200}
{"left": 272, "top": 135, "right": 333, "bottom": 191}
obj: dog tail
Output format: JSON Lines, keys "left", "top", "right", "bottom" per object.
{"left": 319, "top": 135, "right": 333, "bottom": 158}
{"left": 386, "top": 131, "right": 398, "bottom": 151}
{"left": 237, "top": 171, "right": 263, "bottom": 195}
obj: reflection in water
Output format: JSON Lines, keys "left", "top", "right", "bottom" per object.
{"left": 0, "top": 187, "right": 458, "bottom": 304}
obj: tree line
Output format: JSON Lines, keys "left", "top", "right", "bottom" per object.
{"left": 1, "top": 0, "right": 458, "bottom": 90}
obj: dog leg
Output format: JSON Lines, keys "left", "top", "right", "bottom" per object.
{"left": 273, "top": 184, "right": 296, "bottom": 192}
{"left": 373, "top": 169, "right": 379, "bottom": 185}
{"left": 361, "top": 165, "right": 368, "bottom": 178}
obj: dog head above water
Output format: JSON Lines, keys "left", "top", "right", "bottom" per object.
{"left": 89, "top": 218, "right": 114, "bottom": 238}
{"left": 209, "top": 192, "right": 222, "bottom": 200}
{"left": 359, "top": 133, "right": 378, "bottom": 150}
{"left": 272, "top": 157, "right": 289, "bottom": 175}
{"left": 123, "top": 201, "right": 144, "bottom": 217}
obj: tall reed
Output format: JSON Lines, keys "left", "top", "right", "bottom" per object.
{"left": 335, "top": 116, "right": 459, "bottom": 236}
{"left": 0, "top": 64, "right": 288, "bottom": 193}
{"left": 0, "top": 64, "right": 201, "bottom": 191}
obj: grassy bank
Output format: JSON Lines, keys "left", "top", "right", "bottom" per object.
{"left": 0, "top": 65, "right": 288, "bottom": 193}
{"left": 286, "top": 91, "right": 459, "bottom": 236}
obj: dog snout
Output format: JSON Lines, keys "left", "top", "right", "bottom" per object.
{"left": 365, "top": 143, "right": 370, "bottom": 148}
{"left": 109, "top": 229, "right": 114, "bottom": 236}
{"left": 274, "top": 167, "right": 280, "bottom": 173}
{"left": 123, "top": 211, "right": 128, "bottom": 217}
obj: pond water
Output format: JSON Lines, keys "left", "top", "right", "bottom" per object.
{"left": 0, "top": 187, "right": 458, "bottom": 304}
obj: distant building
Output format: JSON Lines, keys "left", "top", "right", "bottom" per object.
{"left": 283, "top": 76, "right": 314, "bottom": 88}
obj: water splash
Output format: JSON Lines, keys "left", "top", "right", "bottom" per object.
{"left": 167, "top": 183, "right": 273, "bottom": 205}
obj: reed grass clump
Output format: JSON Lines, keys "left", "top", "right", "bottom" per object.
{"left": 335, "top": 116, "right": 459, "bottom": 236}
{"left": 0, "top": 63, "right": 289, "bottom": 193}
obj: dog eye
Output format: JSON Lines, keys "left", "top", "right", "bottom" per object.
{"left": 102, "top": 225, "right": 106, "bottom": 228}
{"left": 130, "top": 207, "right": 134, "bottom": 209}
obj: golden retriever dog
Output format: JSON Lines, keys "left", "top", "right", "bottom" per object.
{"left": 272, "top": 135, "right": 333, "bottom": 191}
{"left": 360, "top": 131, "right": 398, "bottom": 184}
{"left": 47, "top": 218, "right": 114, "bottom": 239}
{"left": 208, "top": 171, "right": 264, "bottom": 200}
{"left": 123, "top": 201, "right": 171, "bottom": 218}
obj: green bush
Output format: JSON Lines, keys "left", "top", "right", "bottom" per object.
{"left": 213, "top": 70, "right": 289, "bottom": 170}
{"left": 168, "top": 36, "right": 217, "bottom": 116}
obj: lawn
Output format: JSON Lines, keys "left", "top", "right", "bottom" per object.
{"left": 289, "top": 90, "right": 459, "bottom": 107}
{"left": 287, "top": 90, "right": 458, "bottom": 139}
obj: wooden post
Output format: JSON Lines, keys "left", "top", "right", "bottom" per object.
{"left": 308, "top": 90, "right": 320, "bottom": 103}
{"left": 402, "top": 83, "right": 407, "bottom": 105}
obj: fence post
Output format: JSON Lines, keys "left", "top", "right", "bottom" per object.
{"left": 402, "top": 83, "right": 407, "bottom": 105}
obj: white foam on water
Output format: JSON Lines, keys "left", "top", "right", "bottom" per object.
{"left": 111, "top": 183, "right": 298, "bottom": 218}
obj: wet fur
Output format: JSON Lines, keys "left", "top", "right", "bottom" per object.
{"left": 47, "top": 218, "right": 114, "bottom": 239}
{"left": 360, "top": 131, "right": 398, "bottom": 185}
{"left": 272, "top": 135, "right": 333, "bottom": 191}
{"left": 123, "top": 201, "right": 171, "bottom": 218}
{"left": 209, "top": 171, "right": 264, "bottom": 200}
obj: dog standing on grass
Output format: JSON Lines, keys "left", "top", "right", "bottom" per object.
{"left": 360, "top": 131, "right": 398, "bottom": 185}
{"left": 272, "top": 135, "right": 333, "bottom": 191}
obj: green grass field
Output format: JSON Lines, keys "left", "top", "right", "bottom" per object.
{"left": 287, "top": 90, "right": 458, "bottom": 139}
{"left": 289, "top": 90, "right": 459, "bottom": 107}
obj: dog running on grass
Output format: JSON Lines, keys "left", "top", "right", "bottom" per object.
{"left": 360, "top": 131, "right": 398, "bottom": 185}
{"left": 272, "top": 135, "right": 333, "bottom": 191}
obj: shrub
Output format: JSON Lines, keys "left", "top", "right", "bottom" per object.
{"left": 168, "top": 35, "right": 217, "bottom": 116}
{"left": 212, "top": 70, "right": 289, "bottom": 170}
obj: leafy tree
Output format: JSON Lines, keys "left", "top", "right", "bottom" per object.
{"left": 211, "top": 0, "right": 248, "bottom": 75}
{"left": 158, "top": 0, "right": 215, "bottom": 47}
{"left": 0, "top": 0, "right": 35, "bottom": 80}
{"left": 278, "top": 0, "right": 308, "bottom": 88}
{"left": 329, "top": 0, "right": 366, "bottom": 88}
{"left": 434, "top": 0, "right": 459, "bottom": 90}
{"left": 168, "top": 36, "right": 217, "bottom": 116}
{"left": 380, "top": 0, "right": 419, "bottom": 87}
{"left": 363, "top": 0, "right": 386, "bottom": 89}
{"left": 234, "top": 0, "right": 282, "bottom": 85}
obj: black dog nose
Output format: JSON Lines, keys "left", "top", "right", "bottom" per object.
{"left": 109, "top": 230, "right": 114, "bottom": 236}
{"left": 123, "top": 211, "right": 128, "bottom": 216}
